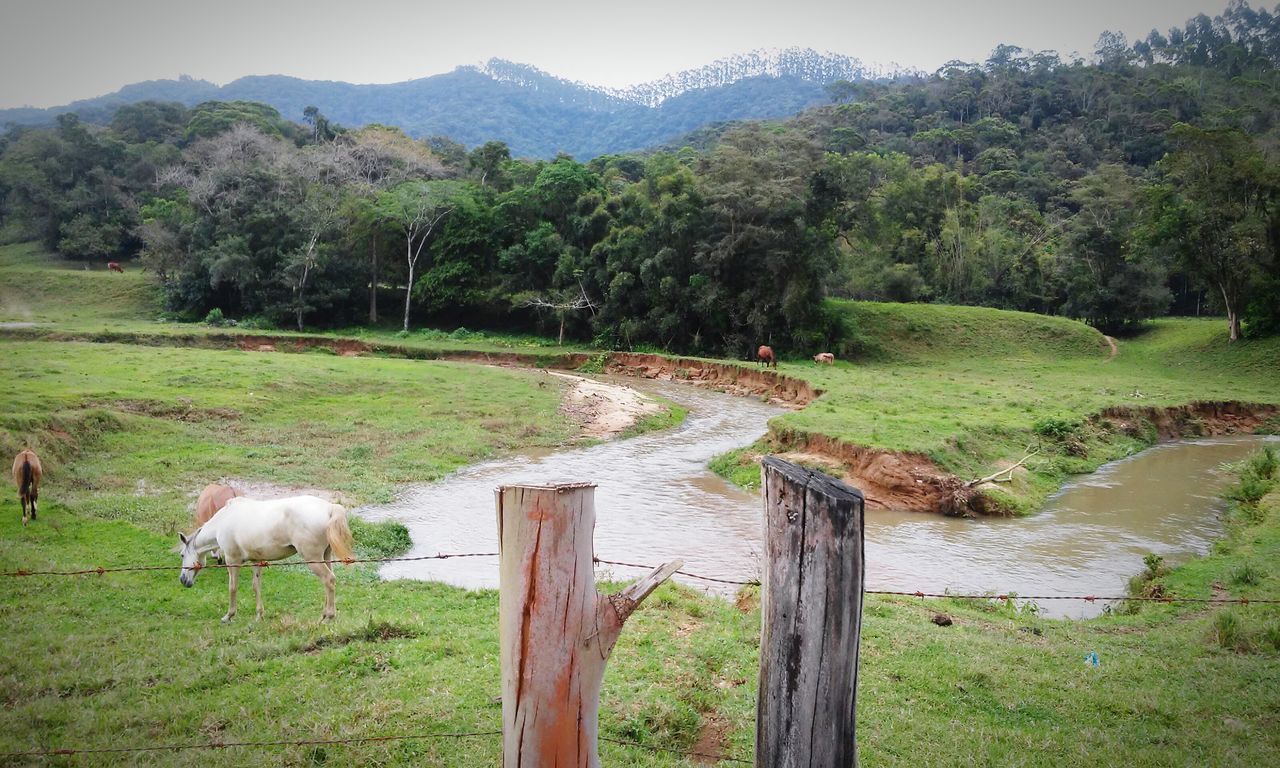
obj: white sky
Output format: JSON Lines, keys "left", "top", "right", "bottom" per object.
{"left": 0, "top": 0, "right": 1238, "bottom": 109}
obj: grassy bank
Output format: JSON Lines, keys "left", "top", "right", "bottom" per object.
{"left": 723, "top": 301, "right": 1280, "bottom": 512}
{"left": 0, "top": 242, "right": 595, "bottom": 355}
{"left": 0, "top": 340, "right": 578, "bottom": 526}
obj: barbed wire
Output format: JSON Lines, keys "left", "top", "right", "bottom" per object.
{"left": 5, "top": 551, "right": 1278, "bottom": 605}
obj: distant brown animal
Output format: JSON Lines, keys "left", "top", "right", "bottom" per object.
{"left": 757, "top": 345, "right": 776, "bottom": 368}
{"left": 12, "top": 449, "right": 42, "bottom": 526}
{"left": 194, "top": 483, "right": 240, "bottom": 529}
{"left": 107, "top": 262, "right": 124, "bottom": 273}
{"left": 814, "top": 352, "right": 835, "bottom": 364}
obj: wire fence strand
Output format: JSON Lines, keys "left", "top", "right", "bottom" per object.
{"left": 5, "top": 551, "right": 1279, "bottom": 605}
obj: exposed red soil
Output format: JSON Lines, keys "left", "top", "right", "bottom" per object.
{"left": 1099, "top": 401, "right": 1276, "bottom": 440}
{"left": 603, "top": 353, "right": 822, "bottom": 407}
{"left": 774, "top": 400, "right": 1278, "bottom": 517}
{"left": 771, "top": 429, "right": 975, "bottom": 516}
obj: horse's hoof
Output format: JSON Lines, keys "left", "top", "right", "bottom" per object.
{"left": 221, "top": 614, "right": 235, "bottom": 623}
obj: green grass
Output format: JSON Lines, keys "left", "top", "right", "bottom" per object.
{"left": 0, "top": 340, "right": 578, "bottom": 528}
{"left": 0, "top": 242, "right": 595, "bottom": 354}
{"left": 762, "top": 300, "right": 1280, "bottom": 512}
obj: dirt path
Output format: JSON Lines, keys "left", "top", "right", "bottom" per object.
{"left": 549, "top": 371, "right": 662, "bottom": 439}
{"left": 1104, "top": 335, "right": 1118, "bottom": 360}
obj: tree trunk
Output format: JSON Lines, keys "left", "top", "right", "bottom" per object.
{"left": 403, "top": 233, "right": 414, "bottom": 333}
{"left": 757, "top": 457, "right": 866, "bottom": 768}
{"left": 368, "top": 234, "right": 378, "bottom": 324}
{"left": 1221, "top": 283, "right": 1240, "bottom": 342}
{"left": 558, "top": 315, "right": 565, "bottom": 346}
{"left": 496, "top": 483, "right": 680, "bottom": 768}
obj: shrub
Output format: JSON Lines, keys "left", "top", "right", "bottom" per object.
{"left": 1032, "top": 416, "right": 1079, "bottom": 440}
{"left": 203, "top": 307, "right": 227, "bottom": 327}
{"left": 577, "top": 353, "right": 608, "bottom": 375}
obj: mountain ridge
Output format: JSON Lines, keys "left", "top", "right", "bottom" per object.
{"left": 0, "top": 48, "right": 871, "bottom": 158}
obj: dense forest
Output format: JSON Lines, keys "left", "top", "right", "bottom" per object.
{"left": 1, "top": 1, "right": 1279, "bottom": 353}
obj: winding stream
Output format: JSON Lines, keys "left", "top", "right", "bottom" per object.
{"left": 358, "top": 376, "right": 1276, "bottom": 619}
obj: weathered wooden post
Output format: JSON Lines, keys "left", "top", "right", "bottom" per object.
{"left": 757, "top": 457, "right": 866, "bottom": 767}
{"left": 497, "top": 482, "right": 681, "bottom": 768}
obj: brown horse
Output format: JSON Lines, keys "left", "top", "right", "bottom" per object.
{"left": 11, "top": 449, "right": 42, "bottom": 526}
{"left": 757, "top": 345, "right": 777, "bottom": 369}
{"left": 107, "top": 262, "right": 124, "bottom": 273}
{"left": 194, "top": 483, "right": 240, "bottom": 529}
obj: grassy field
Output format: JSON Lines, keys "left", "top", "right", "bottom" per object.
{"left": 0, "top": 242, "right": 596, "bottom": 355}
{"left": 3, "top": 242, "right": 1280, "bottom": 765}
{"left": 707, "top": 301, "right": 1280, "bottom": 511}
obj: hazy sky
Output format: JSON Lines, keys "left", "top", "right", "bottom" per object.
{"left": 0, "top": 0, "right": 1238, "bottom": 108}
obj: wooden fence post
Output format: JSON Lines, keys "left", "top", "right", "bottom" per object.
{"left": 496, "top": 482, "right": 682, "bottom": 768}
{"left": 757, "top": 457, "right": 866, "bottom": 767}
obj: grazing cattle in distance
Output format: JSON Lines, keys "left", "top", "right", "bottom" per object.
{"left": 11, "top": 449, "right": 42, "bottom": 526}
{"left": 814, "top": 352, "right": 835, "bottom": 364}
{"left": 177, "top": 495, "right": 354, "bottom": 622}
{"left": 757, "top": 345, "right": 777, "bottom": 369}
{"left": 106, "top": 262, "right": 124, "bottom": 273}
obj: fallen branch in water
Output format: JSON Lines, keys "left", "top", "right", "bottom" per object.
{"left": 966, "top": 447, "right": 1040, "bottom": 487}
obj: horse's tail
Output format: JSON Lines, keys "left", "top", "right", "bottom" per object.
{"left": 325, "top": 503, "right": 355, "bottom": 565}
{"left": 19, "top": 458, "right": 32, "bottom": 499}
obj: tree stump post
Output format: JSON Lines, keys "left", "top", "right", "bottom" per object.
{"left": 496, "top": 482, "right": 681, "bottom": 768}
{"left": 757, "top": 457, "right": 866, "bottom": 767}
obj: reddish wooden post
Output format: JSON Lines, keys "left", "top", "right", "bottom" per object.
{"left": 757, "top": 457, "right": 866, "bottom": 767}
{"left": 497, "top": 482, "right": 681, "bottom": 768}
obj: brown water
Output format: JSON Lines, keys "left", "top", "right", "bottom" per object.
{"left": 357, "top": 378, "right": 1276, "bottom": 619}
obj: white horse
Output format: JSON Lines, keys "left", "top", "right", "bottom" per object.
{"left": 177, "top": 495, "right": 354, "bottom": 622}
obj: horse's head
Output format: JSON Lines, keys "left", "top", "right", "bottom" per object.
{"left": 177, "top": 531, "right": 203, "bottom": 587}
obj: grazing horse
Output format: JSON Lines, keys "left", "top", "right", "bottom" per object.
{"left": 814, "top": 352, "right": 835, "bottom": 364}
{"left": 757, "top": 345, "right": 777, "bottom": 369}
{"left": 106, "top": 262, "right": 124, "bottom": 273}
{"left": 177, "top": 495, "right": 354, "bottom": 622}
{"left": 11, "top": 449, "right": 42, "bottom": 526}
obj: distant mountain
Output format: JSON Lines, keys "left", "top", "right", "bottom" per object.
{"left": 0, "top": 49, "right": 870, "bottom": 158}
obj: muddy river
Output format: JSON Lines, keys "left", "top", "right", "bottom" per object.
{"left": 358, "top": 377, "right": 1276, "bottom": 619}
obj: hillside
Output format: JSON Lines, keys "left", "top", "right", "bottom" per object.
{"left": 0, "top": 49, "right": 866, "bottom": 158}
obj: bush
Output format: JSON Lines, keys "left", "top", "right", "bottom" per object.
{"left": 1033, "top": 416, "right": 1080, "bottom": 440}
{"left": 577, "top": 353, "right": 608, "bottom": 375}
{"left": 203, "top": 307, "right": 227, "bottom": 327}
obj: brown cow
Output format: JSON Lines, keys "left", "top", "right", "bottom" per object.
{"left": 107, "top": 262, "right": 124, "bottom": 273}
{"left": 757, "top": 345, "right": 777, "bottom": 369}
{"left": 813, "top": 352, "right": 835, "bottom": 364}
{"left": 194, "top": 483, "right": 240, "bottom": 529}
{"left": 12, "top": 449, "right": 42, "bottom": 526}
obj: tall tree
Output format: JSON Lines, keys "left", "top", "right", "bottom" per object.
{"left": 1155, "top": 124, "right": 1275, "bottom": 341}
{"left": 376, "top": 180, "right": 463, "bottom": 331}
